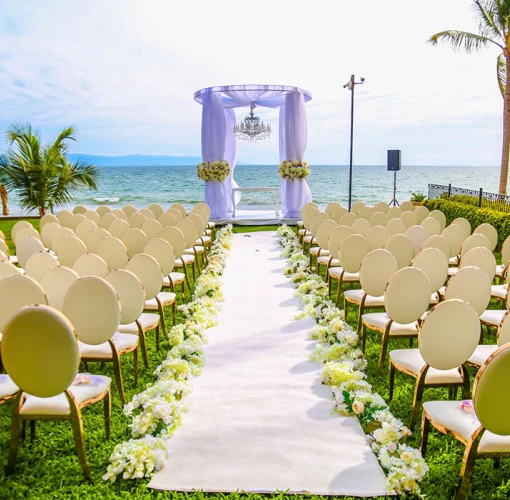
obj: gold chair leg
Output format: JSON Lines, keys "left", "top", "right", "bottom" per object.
{"left": 104, "top": 390, "right": 111, "bottom": 439}
{"left": 6, "top": 393, "right": 22, "bottom": 474}
{"left": 156, "top": 298, "right": 166, "bottom": 340}
{"left": 389, "top": 361, "right": 395, "bottom": 400}
{"left": 111, "top": 350, "right": 126, "bottom": 405}
{"left": 377, "top": 327, "right": 391, "bottom": 372}
{"left": 69, "top": 407, "right": 92, "bottom": 483}
{"left": 362, "top": 323, "right": 368, "bottom": 353}
{"left": 420, "top": 412, "right": 431, "bottom": 457}
{"left": 410, "top": 374, "right": 427, "bottom": 431}
{"left": 455, "top": 430, "right": 484, "bottom": 500}
{"left": 180, "top": 258, "right": 191, "bottom": 292}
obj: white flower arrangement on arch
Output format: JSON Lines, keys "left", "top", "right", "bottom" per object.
{"left": 197, "top": 160, "right": 230, "bottom": 182}
{"left": 277, "top": 224, "right": 428, "bottom": 496}
{"left": 103, "top": 225, "right": 233, "bottom": 482}
{"left": 278, "top": 159, "right": 311, "bottom": 180}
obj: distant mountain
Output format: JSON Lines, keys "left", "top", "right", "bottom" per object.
{"left": 67, "top": 154, "right": 250, "bottom": 166}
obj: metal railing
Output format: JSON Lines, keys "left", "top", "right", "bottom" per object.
{"left": 428, "top": 183, "right": 510, "bottom": 213}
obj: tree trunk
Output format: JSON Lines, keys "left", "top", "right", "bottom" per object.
{"left": 38, "top": 206, "right": 46, "bottom": 216}
{"left": 499, "top": 55, "right": 510, "bottom": 195}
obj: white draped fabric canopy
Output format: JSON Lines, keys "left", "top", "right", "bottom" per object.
{"left": 194, "top": 85, "right": 313, "bottom": 218}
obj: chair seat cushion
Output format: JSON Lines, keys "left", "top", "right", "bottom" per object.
{"left": 362, "top": 313, "right": 418, "bottom": 336}
{"left": 467, "top": 344, "right": 499, "bottom": 367}
{"left": 0, "top": 374, "right": 19, "bottom": 399}
{"left": 9, "top": 256, "right": 18, "bottom": 265}
{"left": 480, "top": 309, "right": 506, "bottom": 327}
{"left": 145, "top": 292, "right": 176, "bottom": 310}
{"left": 303, "top": 235, "right": 315, "bottom": 244}
{"left": 205, "top": 229, "right": 212, "bottom": 236}
{"left": 79, "top": 333, "right": 139, "bottom": 359}
{"left": 390, "top": 349, "right": 464, "bottom": 384}
{"left": 317, "top": 256, "right": 339, "bottom": 266}
{"left": 344, "top": 289, "right": 384, "bottom": 307}
{"left": 309, "top": 247, "right": 329, "bottom": 256}
{"left": 175, "top": 254, "right": 195, "bottom": 266}
{"left": 297, "top": 221, "right": 304, "bottom": 227}
{"left": 118, "top": 313, "right": 160, "bottom": 334}
{"left": 423, "top": 400, "right": 510, "bottom": 453}
{"left": 198, "top": 236, "right": 211, "bottom": 243}
{"left": 163, "top": 273, "right": 185, "bottom": 287}
{"left": 207, "top": 222, "right": 215, "bottom": 228}
{"left": 20, "top": 374, "right": 111, "bottom": 415}
{"left": 491, "top": 284, "right": 508, "bottom": 300}
{"left": 185, "top": 246, "right": 204, "bottom": 255}
{"left": 448, "top": 267, "right": 459, "bottom": 277}
{"left": 449, "top": 256, "right": 459, "bottom": 265}
{"left": 328, "top": 267, "right": 360, "bottom": 282}
{"left": 495, "top": 264, "right": 505, "bottom": 278}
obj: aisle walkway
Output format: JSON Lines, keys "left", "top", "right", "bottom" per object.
{"left": 148, "top": 232, "right": 387, "bottom": 496}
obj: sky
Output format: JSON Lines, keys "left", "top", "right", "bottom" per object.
{"left": 0, "top": 0, "right": 504, "bottom": 166}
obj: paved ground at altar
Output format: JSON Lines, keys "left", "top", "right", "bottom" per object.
{"left": 212, "top": 209, "right": 299, "bottom": 226}
{"left": 148, "top": 232, "right": 387, "bottom": 496}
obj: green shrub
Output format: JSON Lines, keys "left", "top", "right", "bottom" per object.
{"left": 439, "top": 193, "right": 479, "bottom": 206}
{"left": 425, "top": 199, "right": 510, "bottom": 248}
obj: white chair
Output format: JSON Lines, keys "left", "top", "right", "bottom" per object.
{"left": 369, "top": 212, "right": 388, "bottom": 227}
{"left": 148, "top": 203, "right": 164, "bottom": 219}
{"left": 122, "top": 228, "right": 149, "bottom": 258}
{"left": 405, "top": 225, "right": 429, "bottom": 257}
{"left": 85, "top": 228, "right": 110, "bottom": 254}
{"left": 350, "top": 218, "right": 371, "bottom": 236}
{"left": 2, "top": 304, "right": 111, "bottom": 481}
{"left": 412, "top": 247, "right": 448, "bottom": 305}
{"left": 40, "top": 221, "right": 61, "bottom": 250}
{"left": 83, "top": 210, "right": 100, "bottom": 225}
{"left": 373, "top": 201, "right": 390, "bottom": 214}
{"left": 420, "top": 217, "right": 441, "bottom": 237}
{"left": 442, "top": 224, "right": 466, "bottom": 265}
{"left": 384, "top": 233, "right": 414, "bottom": 269}
{"left": 109, "top": 218, "right": 130, "bottom": 240}
{"left": 40, "top": 266, "right": 80, "bottom": 312}
{"left": 139, "top": 208, "right": 155, "bottom": 220}
{"left": 99, "top": 213, "right": 117, "bottom": 230}
{"left": 72, "top": 253, "right": 109, "bottom": 278}
{"left": 128, "top": 212, "right": 147, "bottom": 229}
{"left": 141, "top": 219, "right": 163, "bottom": 241}
{"left": 386, "top": 217, "right": 406, "bottom": 235}
{"left": 55, "top": 236, "right": 87, "bottom": 268}
{"left": 414, "top": 205, "right": 430, "bottom": 223}
{"left": 365, "top": 225, "right": 391, "bottom": 251}
{"left": 319, "top": 226, "right": 353, "bottom": 280}
{"left": 400, "top": 211, "right": 417, "bottom": 228}
{"left": 96, "top": 237, "right": 129, "bottom": 270}
{"left": 24, "top": 252, "right": 59, "bottom": 282}
{"left": 158, "top": 212, "right": 177, "bottom": 228}
{"left": 429, "top": 209, "right": 447, "bottom": 231}
{"left": 160, "top": 226, "right": 193, "bottom": 290}
{"left": 121, "top": 204, "right": 137, "bottom": 218}
{"left": 400, "top": 200, "right": 415, "bottom": 212}
{"left": 0, "top": 262, "right": 22, "bottom": 281}
{"left": 474, "top": 223, "right": 498, "bottom": 252}
{"left": 15, "top": 236, "right": 45, "bottom": 269}
{"left": 96, "top": 205, "right": 113, "bottom": 217}
{"left": 75, "top": 219, "right": 98, "bottom": 243}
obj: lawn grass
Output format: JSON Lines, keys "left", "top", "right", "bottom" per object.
{"left": 0, "top": 220, "right": 508, "bottom": 499}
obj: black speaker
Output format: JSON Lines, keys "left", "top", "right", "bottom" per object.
{"left": 387, "top": 150, "right": 401, "bottom": 171}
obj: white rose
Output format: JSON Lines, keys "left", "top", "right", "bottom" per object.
{"left": 352, "top": 400, "right": 364, "bottom": 414}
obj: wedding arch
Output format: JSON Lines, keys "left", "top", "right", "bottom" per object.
{"left": 193, "top": 84, "right": 313, "bottom": 219}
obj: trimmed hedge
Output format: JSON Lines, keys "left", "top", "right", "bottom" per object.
{"left": 425, "top": 199, "right": 510, "bottom": 249}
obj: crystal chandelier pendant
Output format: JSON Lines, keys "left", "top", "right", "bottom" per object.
{"left": 233, "top": 103, "right": 271, "bottom": 142}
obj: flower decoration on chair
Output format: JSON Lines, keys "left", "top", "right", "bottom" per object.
{"left": 196, "top": 161, "right": 230, "bottom": 182}
{"left": 278, "top": 160, "right": 311, "bottom": 180}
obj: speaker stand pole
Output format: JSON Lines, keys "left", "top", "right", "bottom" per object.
{"left": 388, "top": 170, "right": 399, "bottom": 206}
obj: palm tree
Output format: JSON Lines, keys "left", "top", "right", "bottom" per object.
{"left": 429, "top": 0, "right": 510, "bottom": 195}
{"left": 0, "top": 123, "right": 99, "bottom": 215}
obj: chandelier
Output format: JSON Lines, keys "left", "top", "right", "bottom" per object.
{"left": 233, "top": 103, "right": 271, "bottom": 142}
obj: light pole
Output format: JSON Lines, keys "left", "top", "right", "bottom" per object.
{"left": 343, "top": 75, "right": 365, "bottom": 211}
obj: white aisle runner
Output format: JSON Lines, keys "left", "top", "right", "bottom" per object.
{"left": 148, "top": 232, "right": 387, "bottom": 496}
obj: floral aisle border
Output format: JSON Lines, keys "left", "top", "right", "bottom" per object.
{"left": 276, "top": 225, "right": 428, "bottom": 496}
{"left": 104, "top": 225, "right": 233, "bottom": 482}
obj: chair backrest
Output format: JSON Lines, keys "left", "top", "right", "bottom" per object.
{"left": 0, "top": 261, "right": 23, "bottom": 280}
{"left": 73, "top": 204, "right": 88, "bottom": 215}
{"left": 166, "top": 207, "right": 183, "bottom": 221}
{"left": 16, "top": 236, "right": 45, "bottom": 268}
{"left": 419, "top": 299, "right": 480, "bottom": 370}
{"left": 351, "top": 218, "right": 371, "bottom": 236}
{"left": 474, "top": 223, "right": 498, "bottom": 252}
{"left": 192, "top": 207, "right": 209, "bottom": 226}
{"left": 125, "top": 253, "right": 163, "bottom": 301}
{"left": 400, "top": 211, "right": 417, "bottom": 228}
{"left": 170, "top": 203, "right": 187, "bottom": 218}
{"left": 72, "top": 253, "right": 109, "bottom": 278}
{"left": 187, "top": 213, "right": 206, "bottom": 234}
{"left": 325, "top": 202, "right": 342, "bottom": 217}
{"left": 86, "top": 228, "right": 110, "bottom": 254}
{"left": 327, "top": 226, "right": 354, "bottom": 258}
{"left": 122, "top": 228, "right": 149, "bottom": 258}
{"left": 195, "top": 202, "right": 211, "bottom": 219}
{"left": 176, "top": 219, "right": 198, "bottom": 248}
{"left": 75, "top": 219, "right": 98, "bottom": 243}
{"left": 84, "top": 209, "right": 100, "bottom": 224}
{"left": 365, "top": 225, "right": 391, "bottom": 250}
{"left": 452, "top": 217, "right": 472, "bottom": 239}
{"left": 359, "top": 249, "right": 398, "bottom": 297}
{"left": 40, "top": 266, "right": 79, "bottom": 312}
{"left": 502, "top": 235, "right": 510, "bottom": 267}
{"left": 497, "top": 311, "right": 510, "bottom": 346}
{"left": 459, "top": 233, "right": 492, "bottom": 259}
{"left": 310, "top": 213, "right": 329, "bottom": 235}
{"left": 68, "top": 213, "right": 86, "bottom": 232}
{"left": 144, "top": 238, "right": 175, "bottom": 276}
{"left": 112, "top": 209, "right": 128, "bottom": 221}
{"left": 338, "top": 212, "right": 357, "bottom": 227}
{"left": 358, "top": 207, "right": 373, "bottom": 221}
{"left": 369, "top": 212, "right": 388, "bottom": 227}
{"left": 404, "top": 225, "right": 429, "bottom": 257}
{"left": 384, "top": 267, "right": 431, "bottom": 324}
{"left": 0, "top": 250, "right": 6, "bottom": 263}
{"left": 444, "top": 266, "right": 491, "bottom": 316}
{"left": 99, "top": 212, "right": 117, "bottom": 230}
{"left": 40, "top": 213, "right": 59, "bottom": 229}
{"left": 386, "top": 206, "right": 402, "bottom": 220}
{"left": 14, "top": 225, "right": 41, "bottom": 246}
{"left": 330, "top": 206, "right": 348, "bottom": 223}
{"left": 56, "top": 209, "right": 74, "bottom": 228}
{"left": 96, "top": 205, "right": 113, "bottom": 216}
{"left": 128, "top": 212, "right": 147, "bottom": 229}
{"left": 141, "top": 219, "right": 164, "bottom": 241}
{"left": 139, "top": 207, "right": 156, "bottom": 220}
{"left": 412, "top": 247, "right": 449, "bottom": 293}
{"left": 315, "top": 220, "right": 338, "bottom": 249}
{"left": 421, "top": 234, "right": 451, "bottom": 260}
{"left": 373, "top": 201, "right": 389, "bottom": 214}
{"left": 460, "top": 246, "right": 497, "bottom": 282}
{"left": 1, "top": 305, "right": 79, "bottom": 398}
{"left": 24, "top": 251, "right": 59, "bottom": 282}
{"left": 383, "top": 234, "right": 414, "bottom": 269}
{"left": 63, "top": 277, "right": 120, "bottom": 345}
{"left": 414, "top": 205, "right": 430, "bottom": 224}
{"left": 420, "top": 217, "right": 441, "bottom": 237}
{"left": 386, "top": 218, "right": 406, "bottom": 236}
{"left": 41, "top": 221, "right": 61, "bottom": 250}
{"left": 441, "top": 224, "right": 466, "bottom": 257}
{"left": 104, "top": 269, "right": 145, "bottom": 325}
{"left": 429, "top": 209, "right": 447, "bottom": 231}
{"left": 350, "top": 201, "right": 365, "bottom": 215}
{"left": 109, "top": 218, "right": 130, "bottom": 240}
{"left": 122, "top": 204, "right": 137, "bottom": 217}
{"left": 399, "top": 200, "right": 415, "bottom": 213}
{"left": 158, "top": 212, "right": 177, "bottom": 228}
{"left": 0, "top": 275, "right": 47, "bottom": 331}
{"left": 51, "top": 226, "right": 75, "bottom": 253}
{"left": 0, "top": 239, "right": 9, "bottom": 258}
{"left": 339, "top": 234, "right": 370, "bottom": 273}
{"left": 472, "top": 343, "right": 510, "bottom": 435}
{"left": 159, "top": 226, "right": 186, "bottom": 259}
{"left": 302, "top": 205, "right": 318, "bottom": 225}
{"left": 97, "top": 237, "right": 129, "bottom": 270}
{"left": 55, "top": 236, "right": 87, "bottom": 268}
{"left": 148, "top": 203, "right": 164, "bottom": 219}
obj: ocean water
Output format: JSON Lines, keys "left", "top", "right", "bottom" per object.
{"left": 4, "top": 164, "right": 502, "bottom": 215}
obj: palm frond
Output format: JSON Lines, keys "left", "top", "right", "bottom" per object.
{"left": 428, "top": 30, "right": 502, "bottom": 52}
{"left": 498, "top": 53, "right": 507, "bottom": 97}
{"left": 473, "top": 0, "right": 504, "bottom": 40}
